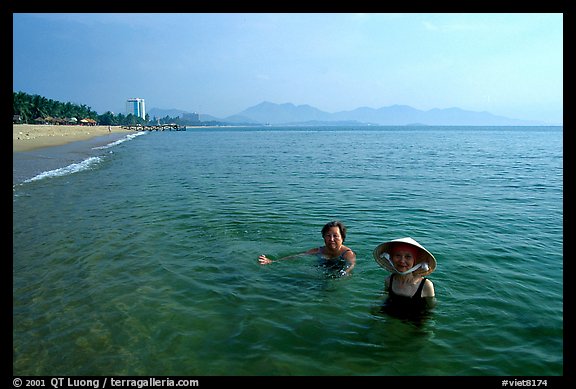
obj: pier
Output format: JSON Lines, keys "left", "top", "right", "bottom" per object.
{"left": 122, "top": 124, "right": 186, "bottom": 131}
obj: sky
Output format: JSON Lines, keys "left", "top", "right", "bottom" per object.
{"left": 13, "top": 13, "right": 563, "bottom": 124}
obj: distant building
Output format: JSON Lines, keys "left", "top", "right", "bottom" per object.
{"left": 126, "top": 98, "right": 146, "bottom": 120}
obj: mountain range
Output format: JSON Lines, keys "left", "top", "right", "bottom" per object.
{"left": 148, "top": 101, "right": 550, "bottom": 126}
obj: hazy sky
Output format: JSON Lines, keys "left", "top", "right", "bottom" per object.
{"left": 13, "top": 13, "right": 563, "bottom": 124}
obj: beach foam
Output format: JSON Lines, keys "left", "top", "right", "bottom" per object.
{"left": 16, "top": 131, "right": 147, "bottom": 185}
{"left": 23, "top": 156, "right": 103, "bottom": 183}
{"left": 93, "top": 131, "right": 146, "bottom": 150}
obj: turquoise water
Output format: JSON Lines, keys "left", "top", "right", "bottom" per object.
{"left": 13, "top": 126, "right": 563, "bottom": 376}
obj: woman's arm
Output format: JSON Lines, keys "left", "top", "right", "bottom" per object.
{"left": 340, "top": 250, "right": 357, "bottom": 276}
{"left": 258, "top": 248, "right": 319, "bottom": 265}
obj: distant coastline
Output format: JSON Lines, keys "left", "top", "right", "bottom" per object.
{"left": 13, "top": 122, "right": 563, "bottom": 154}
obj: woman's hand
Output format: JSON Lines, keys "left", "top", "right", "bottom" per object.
{"left": 258, "top": 254, "right": 274, "bottom": 265}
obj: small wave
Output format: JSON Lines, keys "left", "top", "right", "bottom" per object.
{"left": 93, "top": 131, "right": 147, "bottom": 150}
{"left": 23, "top": 156, "right": 103, "bottom": 183}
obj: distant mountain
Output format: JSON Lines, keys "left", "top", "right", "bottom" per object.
{"left": 230, "top": 102, "right": 546, "bottom": 126}
{"left": 149, "top": 102, "right": 551, "bottom": 126}
{"left": 147, "top": 107, "right": 190, "bottom": 119}
{"left": 331, "top": 104, "right": 423, "bottom": 125}
{"left": 230, "top": 102, "right": 332, "bottom": 124}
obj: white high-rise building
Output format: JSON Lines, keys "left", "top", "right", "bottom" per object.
{"left": 126, "top": 98, "right": 146, "bottom": 120}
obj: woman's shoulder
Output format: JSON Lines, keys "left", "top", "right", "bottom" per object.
{"left": 341, "top": 246, "right": 356, "bottom": 258}
{"left": 383, "top": 274, "right": 392, "bottom": 293}
{"left": 422, "top": 278, "right": 435, "bottom": 297}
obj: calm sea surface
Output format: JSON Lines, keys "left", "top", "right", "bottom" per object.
{"left": 13, "top": 126, "right": 563, "bottom": 376}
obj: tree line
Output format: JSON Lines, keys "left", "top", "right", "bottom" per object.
{"left": 13, "top": 91, "right": 185, "bottom": 126}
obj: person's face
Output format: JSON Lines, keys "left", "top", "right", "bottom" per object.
{"left": 390, "top": 243, "right": 419, "bottom": 272}
{"left": 323, "top": 226, "right": 343, "bottom": 249}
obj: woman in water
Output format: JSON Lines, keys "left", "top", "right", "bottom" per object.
{"left": 258, "top": 220, "right": 356, "bottom": 276}
{"left": 373, "top": 237, "right": 436, "bottom": 315}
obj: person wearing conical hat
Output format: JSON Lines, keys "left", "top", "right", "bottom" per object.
{"left": 373, "top": 237, "right": 437, "bottom": 312}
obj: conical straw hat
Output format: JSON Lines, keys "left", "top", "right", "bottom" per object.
{"left": 373, "top": 237, "right": 437, "bottom": 277}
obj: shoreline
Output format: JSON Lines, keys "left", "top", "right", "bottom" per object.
{"left": 13, "top": 124, "right": 137, "bottom": 153}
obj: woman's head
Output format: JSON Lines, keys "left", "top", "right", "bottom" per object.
{"left": 321, "top": 221, "right": 347, "bottom": 242}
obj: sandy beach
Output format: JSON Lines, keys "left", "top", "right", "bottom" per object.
{"left": 13, "top": 124, "right": 136, "bottom": 152}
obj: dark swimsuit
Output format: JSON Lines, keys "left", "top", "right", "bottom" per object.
{"left": 317, "top": 248, "right": 353, "bottom": 275}
{"left": 382, "top": 274, "right": 431, "bottom": 318}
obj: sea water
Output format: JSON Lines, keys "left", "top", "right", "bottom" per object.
{"left": 12, "top": 126, "right": 563, "bottom": 376}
